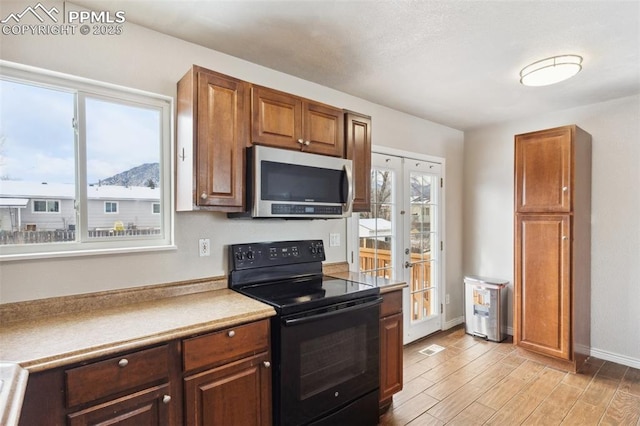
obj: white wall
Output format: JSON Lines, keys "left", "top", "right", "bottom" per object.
{"left": 463, "top": 95, "right": 640, "bottom": 366}
{"left": 0, "top": 0, "right": 464, "bottom": 314}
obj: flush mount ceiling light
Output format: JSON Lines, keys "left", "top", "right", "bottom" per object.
{"left": 520, "top": 55, "right": 583, "bottom": 86}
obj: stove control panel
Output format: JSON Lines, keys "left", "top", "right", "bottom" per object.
{"left": 229, "top": 239, "right": 326, "bottom": 270}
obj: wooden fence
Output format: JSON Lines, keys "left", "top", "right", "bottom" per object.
{"left": 0, "top": 229, "right": 161, "bottom": 245}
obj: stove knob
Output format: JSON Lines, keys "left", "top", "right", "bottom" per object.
{"left": 310, "top": 247, "right": 317, "bottom": 254}
{"left": 246, "top": 251, "right": 254, "bottom": 260}
{"left": 235, "top": 252, "right": 244, "bottom": 261}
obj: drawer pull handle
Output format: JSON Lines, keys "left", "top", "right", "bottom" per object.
{"left": 118, "top": 359, "right": 128, "bottom": 368}
{"left": 162, "top": 395, "right": 171, "bottom": 404}
{"left": 227, "top": 330, "right": 235, "bottom": 337}
{"left": 263, "top": 361, "right": 271, "bottom": 368}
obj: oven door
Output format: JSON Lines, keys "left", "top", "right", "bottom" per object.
{"left": 274, "top": 296, "right": 381, "bottom": 426}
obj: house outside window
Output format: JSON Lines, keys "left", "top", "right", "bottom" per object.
{"left": 104, "top": 202, "right": 118, "bottom": 214}
{"left": 0, "top": 62, "right": 174, "bottom": 260}
{"left": 33, "top": 200, "right": 60, "bottom": 213}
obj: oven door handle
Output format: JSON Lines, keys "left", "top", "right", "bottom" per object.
{"left": 283, "top": 297, "right": 382, "bottom": 326}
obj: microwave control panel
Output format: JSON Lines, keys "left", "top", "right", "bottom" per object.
{"left": 229, "top": 239, "right": 325, "bottom": 270}
{"left": 271, "top": 204, "right": 343, "bottom": 216}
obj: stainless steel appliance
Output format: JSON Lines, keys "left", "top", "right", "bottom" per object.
{"left": 232, "top": 145, "right": 353, "bottom": 219}
{"left": 229, "top": 239, "right": 380, "bottom": 425}
{"left": 464, "top": 275, "right": 508, "bottom": 342}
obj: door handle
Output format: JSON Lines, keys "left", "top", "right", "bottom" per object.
{"left": 405, "top": 261, "right": 413, "bottom": 268}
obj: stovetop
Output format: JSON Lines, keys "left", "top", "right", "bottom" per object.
{"left": 234, "top": 274, "right": 379, "bottom": 316}
{"left": 228, "top": 239, "right": 380, "bottom": 316}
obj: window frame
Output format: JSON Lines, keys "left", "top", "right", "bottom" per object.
{"left": 0, "top": 61, "right": 175, "bottom": 261}
{"left": 104, "top": 201, "right": 119, "bottom": 214}
{"left": 32, "top": 199, "right": 61, "bottom": 214}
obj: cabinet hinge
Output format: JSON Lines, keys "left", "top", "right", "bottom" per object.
{"left": 440, "top": 304, "right": 443, "bottom": 314}
{"left": 350, "top": 251, "right": 354, "bottom": 264}
{"left": 440, "top": 178, "right": 443, "bottom": 188}
{"left": 440, "top": 241, "right": 443, "bottom": 251}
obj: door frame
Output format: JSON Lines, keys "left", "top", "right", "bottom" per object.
{"left": 346, "top": 145, "right": 447, "bottom": 343}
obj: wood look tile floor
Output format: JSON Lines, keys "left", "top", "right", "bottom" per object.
{"left": 379, "top": 326, "right": 640, "bottom": 426}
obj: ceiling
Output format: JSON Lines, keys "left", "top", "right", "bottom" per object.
{"left": 74, "top": 0, "right": 640, "bottom": 130}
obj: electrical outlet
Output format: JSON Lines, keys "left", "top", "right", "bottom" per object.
{"left": 329, "top": 233, "right": 340, "bottom": 247}
{"left": 445, "top": 293, "right": 450, "bottom": 304}
{"left": 199, "top": 238, "right": 210, "bottom": 257}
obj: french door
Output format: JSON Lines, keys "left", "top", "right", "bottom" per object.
{"left": 350, "top": 150, "right": 443, "bottom": 344}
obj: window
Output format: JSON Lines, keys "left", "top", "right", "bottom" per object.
{"left": 0, "top": 62, "right": 173, "bottom": 259}
{"left": 33, "top": 200, "right": 60, "bottom": 213}
{"left": 104, "top": 202, "right": 118, "bottom": 214}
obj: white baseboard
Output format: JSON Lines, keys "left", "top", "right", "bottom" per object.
{"left": 590, "top": 347, "right": 640, "bottom": 369}
{"left": 500, "top": 326, "right": 640, "bottom": 369}
{"left": 443, "top": 316, "right": 464, "bottom": 330}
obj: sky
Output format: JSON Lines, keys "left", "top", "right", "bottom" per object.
{"left": 0, "top": 78, "right": 160, "bottom": 185}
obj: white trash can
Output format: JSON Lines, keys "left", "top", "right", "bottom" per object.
{"left": 464, "top": 275, "right": 508, "bottom": 342}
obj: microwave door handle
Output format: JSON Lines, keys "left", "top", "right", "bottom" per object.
{"left": 344, "top": 163, "right": 353, "bottom": 213}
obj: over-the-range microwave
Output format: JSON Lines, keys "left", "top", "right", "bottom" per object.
{"left": 230, "top": 145, "right": 353, "bottom": 219}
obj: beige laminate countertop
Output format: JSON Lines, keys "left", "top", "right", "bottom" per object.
{"left": 326, "top": 271, "right": 408, "bottom": 294}
{"left": 0, "top": 288, "right": 275, "bottom": 372}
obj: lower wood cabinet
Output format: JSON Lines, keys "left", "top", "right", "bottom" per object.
{"left": 182, "top": 319, "right": 272, "bottom": 426}
{"left": 18, "top": 319, "right": 272, "bottom": 426}
{"left": 184, "top": 352, "right": 271, "bottom": 425}
{"left": 19, "top": 342, "right": 180, "bottom": 426}
{"left": 379, "top": 288, "right": 403, "bottom": 412}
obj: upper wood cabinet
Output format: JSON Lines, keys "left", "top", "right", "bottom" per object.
{"left": 345, "top": 112, "right": 372, "bottom": 212}
{"left": 176, "top": 66, "right": 250, "bottom": 212}
{"left": 515, "top": 126, "right": 573, "bottom": 212}
{"left": 252, "top": 85, "right": 344, "bottom": 157}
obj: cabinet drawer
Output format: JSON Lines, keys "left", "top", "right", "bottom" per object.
{"left": 380, "top": 290, "right": 403, "bottom": 318}
{"left": 66, "top": 345, "right": 169, "bottom": 408}
{"left": 183, "top": 320, "right": 269, "bottom": 372}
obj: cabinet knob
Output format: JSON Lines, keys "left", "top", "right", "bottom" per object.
{"left": 562, "top": 186, "right": 568, "bottom": 192}
{"left": 200, "top": 192, "right": 207, "bottom": 200}
{"left": 263, "top": 361, "right": 271, "bottom": 368}
{"left": 118, "top": 359, "right": 128, "bottom": 368}
{"left": 297, "top": 138, "right": 304, "bottom": 145}
{"left": 227, "top": 330, "right": 235, "bottom": 337}
{"left": 562, "top": 236, "right": 569, "bottom": 240}
{"left": 162, "top": 395, "right": 171, "bottom": 404}
{"left": 304, "top": 140, "right": 310, "bottom": 146}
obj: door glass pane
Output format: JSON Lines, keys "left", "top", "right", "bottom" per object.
{"left": 359, "top": 168, "right": 394, "bottom": 279}
{"left": 85, "top": 97, "right": 162, "bottom": 239}
{"left": 409, "top": 171, "right": 436, "bottom": 322}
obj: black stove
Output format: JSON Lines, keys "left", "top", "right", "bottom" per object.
{"left": 228, "top": 239, "right": 381, "bottom": 426}
{"left": 228, "top": 239, "right": 379, "bottom": 316}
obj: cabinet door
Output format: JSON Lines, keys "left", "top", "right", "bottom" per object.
{"left": 195, "top": 71, "right": 249, "bottom": 210}
{"left": 303, "top": 102, "right": 344, "bottom": 157}
{"left": 251, "top": 86, "right": 303, "bottom": 150}
{"left": 67, "top": 384, "right": 171, "bottom": 426}
{"left": 514, "top": 214, "right": 571, "bottom": 360}
{"left": 515, "top": 127, "right": 572, "bottom": 213}
{"left": 380, "top": 312, "right": 403, "bottom": 403}
{"left": 184, "top": 353, "right": 272, "bottom": 426}
{"left": 345, "top": 112, "right": 372, "bottom": 212}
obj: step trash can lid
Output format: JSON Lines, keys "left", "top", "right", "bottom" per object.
{"left": 464, "top": 275, "right": 509, "bottom": 287}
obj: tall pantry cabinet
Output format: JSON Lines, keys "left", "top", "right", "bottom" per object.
{"left": 513, "top": 125, "right": 592, "bottom": 373}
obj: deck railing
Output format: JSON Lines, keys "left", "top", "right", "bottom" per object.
{"left": 359, "top": 247, "right": 434, "bottom": 319}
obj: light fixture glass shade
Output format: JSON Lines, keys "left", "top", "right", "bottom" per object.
{"left": 520, "top": 55, "right": 583, "bottom": 86}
